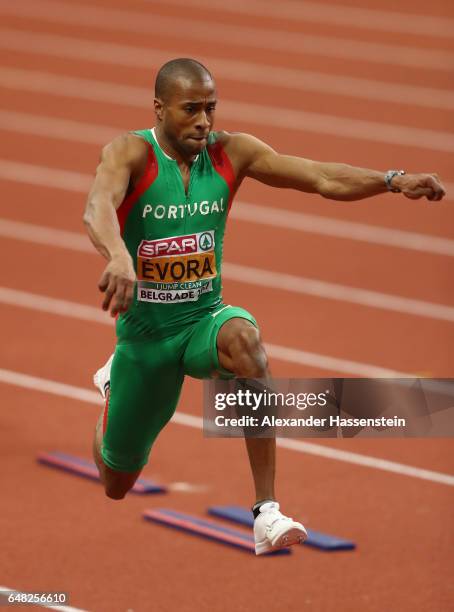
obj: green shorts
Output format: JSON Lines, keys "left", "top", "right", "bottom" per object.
{"left": 101, "top": 304, "right": 257, "bottom": 472}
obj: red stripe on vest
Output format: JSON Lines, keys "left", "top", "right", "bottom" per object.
{"left": 102, "top": 390, "right": 110, "bottom": 435}
{"left": 117, "top": 143, "right": 158, "bottom": 235}
{"left": 207, "top": 142, "right": 237, "bottom": 212}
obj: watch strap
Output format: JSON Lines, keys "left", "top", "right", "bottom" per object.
{"left": 385, "top": 169, "right": 406, "bottom": 193}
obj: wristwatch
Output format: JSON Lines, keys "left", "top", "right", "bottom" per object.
{"left": 385, "top": 169, "right": 406, "bottom": 193}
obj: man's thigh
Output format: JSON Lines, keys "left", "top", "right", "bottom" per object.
{"left": 102, "top": 336, "right": 186, "bottom": 472}
{"left": 183, "top": 305, "right": 258, "bottom": 379}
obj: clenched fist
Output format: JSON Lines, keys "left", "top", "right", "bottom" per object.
{"left": 392, "top": 173, "right": 446, "bottom": 201}
{"left": 98, "top": 254, "right": 136, "bottom": 317}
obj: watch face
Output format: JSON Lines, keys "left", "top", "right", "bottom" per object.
{"left": 385, "top": 170, "right": 404, "bottom": 192}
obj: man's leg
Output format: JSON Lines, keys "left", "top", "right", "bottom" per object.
{"left": 183, "top": 309, "right": 307, "bottom": 553}
{"left": 92, "top": 337, "right": 185, "bottom": 501}
{"left": 216, "top": 317, "right": 306, "bottom": 554}
{"left": 92, "top": 408, "right": 142, "bottom": 499}
{"left": 215, "top": 318, "right": 275, "bottom": 503}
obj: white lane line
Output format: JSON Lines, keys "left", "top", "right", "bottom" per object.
{"left": 275, "top": 439, "right": 454, "bottom": 486}
{"left": 0, "top": 286, "right": 112, "bottom": 326}
{"left": 1, "top": 70, "right": 453, "bottom": 152}
{"left": 0, "top": 219, "right": 93, "bottom": 253}
{"left": 0, "top": 586, "right": 89, "bottom": 612}
{"left": 0, "top": 368, "right": 453, "bottom": 486}
{"left": 1, "top": 0, "right": 452, "bottom": 71}
{"left": 0, "top": 286, "right": 407, "bottom": 376}
{"left": 263, "top": 344, "right": 407, "bottom": 378}
{"left": 1, "top": 30, "right": 453, "bottom": 110}
{"left": 0, "top": 159, "right": 92, "bottom": 192}
{"left": 2, "top": 219, "right": 454, "bottom": 323}
{"left": 222, "top": 99, "right": 454, "bottom": 153}
{"left": 152, "top": 0, "right": 454, "bottom": 39}
{"left": 223, "top": 263, "right": 454, "bottom": 323}
{"left": 0, "top": 110, "right": 119, "bottom": 146}
{"left": 231, "top": 202, "right": 454, "bottom": 257}
{"left": 0, "top": 109, "right": 119, "bottom": 145}
{"left": 0, "top": 157, "right": 453, "bottom": 254}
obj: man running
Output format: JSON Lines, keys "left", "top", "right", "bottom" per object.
{"left": 84, "top": 58, "right": 445, "bottom": 555}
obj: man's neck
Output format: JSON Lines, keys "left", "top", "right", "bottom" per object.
{"left": 154, "top": 125, "right": 196, "bottom": 166}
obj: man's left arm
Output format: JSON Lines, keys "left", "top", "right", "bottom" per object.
{"left": 230, "top": 133, "right": 446, "bottom": 202}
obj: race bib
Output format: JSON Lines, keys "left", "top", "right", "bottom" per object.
{"left": 136, "top": 231, "right": 216, "bottom": 303}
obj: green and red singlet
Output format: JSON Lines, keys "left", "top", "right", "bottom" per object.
{"left": 116, "top": 128, "right": 236, "bottom": 341}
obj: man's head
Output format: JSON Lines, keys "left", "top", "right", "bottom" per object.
{"left": 154, "top": 58, "right": 217, "bottom": 157}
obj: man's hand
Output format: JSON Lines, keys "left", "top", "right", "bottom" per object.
{"left": 98, "top": 254, "right": 136, "bottom": 317}
{"left": 393, "top": 173, "right": 446, "bottom": 201}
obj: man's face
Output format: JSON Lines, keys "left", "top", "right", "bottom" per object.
{"left": 155, "top": 76, "right": 217, "bottom": 157}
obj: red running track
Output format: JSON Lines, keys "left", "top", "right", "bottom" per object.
{"left": 0, "top": 1, "right": 453, "bottom": 610}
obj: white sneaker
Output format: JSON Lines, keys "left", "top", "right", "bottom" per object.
{"left": 253, "top": 501, "right": 307, "bottom": 555}
{"left": 93, "top": 354, "right": 114, "bottom": 399}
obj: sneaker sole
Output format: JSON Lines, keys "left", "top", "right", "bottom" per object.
{"left": 93, "top": 355, "right": 114, "bottom": 399}
{"left": 93, "top": 370, "right": 107, "bottom": 398}
{"left": 255, "top": 525, "right": 308, "bottom": 555}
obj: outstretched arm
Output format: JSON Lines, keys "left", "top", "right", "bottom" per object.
{"left": 228, "top": 133, "right": 446, "bottom": 202}
{"left": 83, "top": 134, "right": 147, "bottom": 316}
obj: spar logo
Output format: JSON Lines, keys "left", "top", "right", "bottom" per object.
{"left": 199, "top": 232, "right": 213, "bottom": 251}
{"left": 137, "top": 231, "right": 214, "bottom": 258}
{"left": 137, "top": 231, "right": 217, "bottom": 285}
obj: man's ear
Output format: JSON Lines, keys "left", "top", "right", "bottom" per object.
{"left": 154, "top": 97, "right": 164, "bottom": 121}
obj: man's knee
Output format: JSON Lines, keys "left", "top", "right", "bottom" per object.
{"left": 231, "top": 326, "right": 268, "bottom": 378}
{"left": 93, "top": 434, "right": 141, "bottom": 499}
{"left": 103, "top": 467, "right": 140, "bottom": 500}
{"left": 104, "top": 483, "right": 129, "bottom": 500}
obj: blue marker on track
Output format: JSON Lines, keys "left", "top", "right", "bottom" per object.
{"left": 143, "top": 508, "right": 290, "bottom": 555}
{"left": 208, "top": 506, "right": 356, "bottom": 551}
{"left": 37, "top": 451, "right": 166, "bottom": 494}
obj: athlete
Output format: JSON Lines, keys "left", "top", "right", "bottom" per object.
{"left": 84, "top": 58, "right": 446, "bottom": 555}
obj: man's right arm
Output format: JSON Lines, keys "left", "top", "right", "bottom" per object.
{"left": 83, "top": 134, "right": 147, "bottom": 317}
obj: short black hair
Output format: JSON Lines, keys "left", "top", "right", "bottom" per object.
{"left": 155, "top": 58, "right": 213, "bottom": 101}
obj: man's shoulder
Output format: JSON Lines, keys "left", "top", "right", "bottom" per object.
{"left": 212, "top": 132, "right": 270, "bottom": 175}
{"left": 212, "top": 131, "right": 259, "bottom": 161}
{"left": 211, "top": 131, "right": 253, "bottom": 148}
{"left": 101, "top": 132, "right": 149, "bottom": 168}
